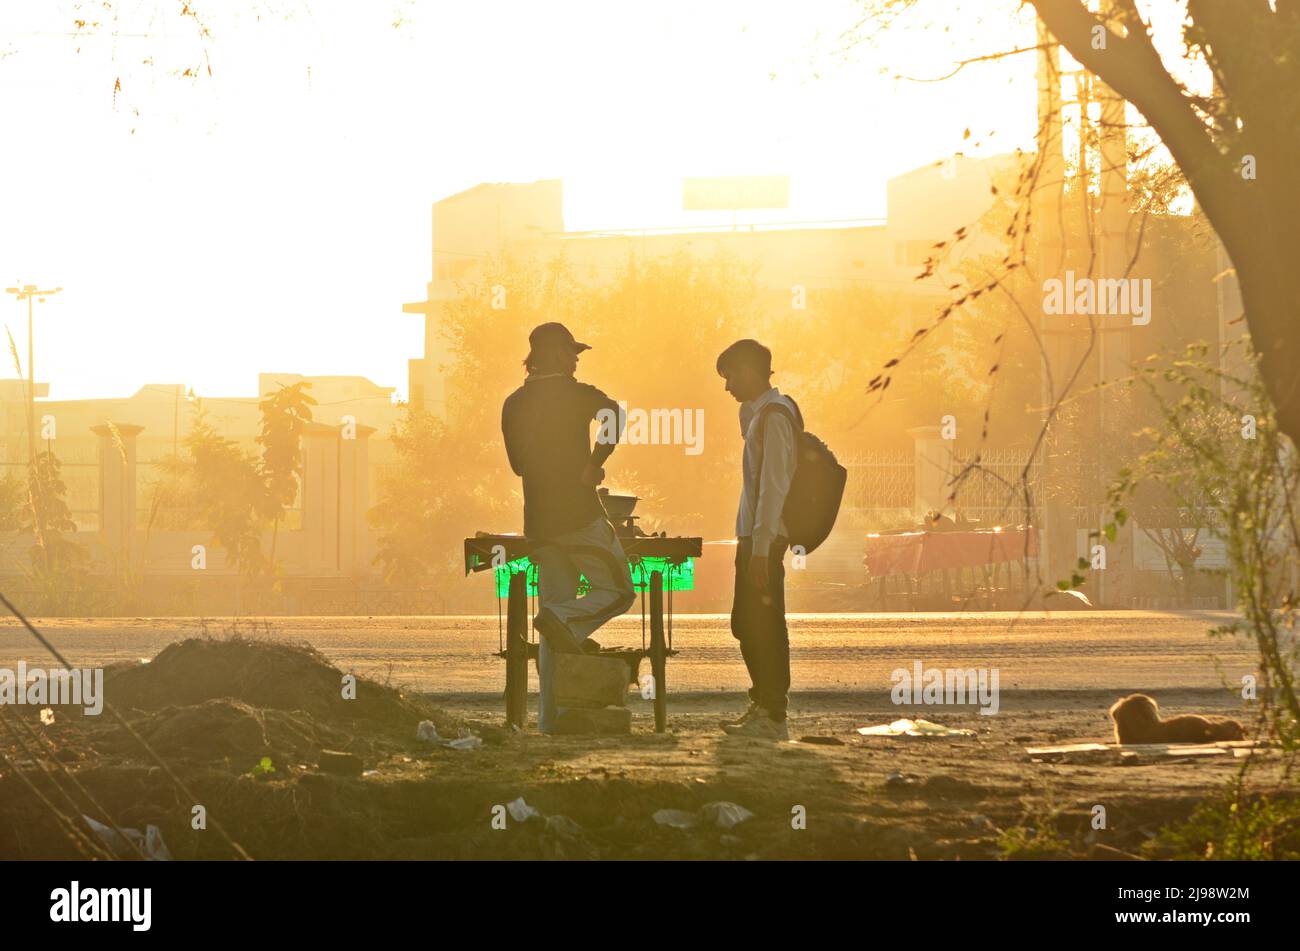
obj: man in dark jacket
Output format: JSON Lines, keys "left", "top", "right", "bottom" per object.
{"left": 501, "top": 322, "right": 635, "bottom": 733}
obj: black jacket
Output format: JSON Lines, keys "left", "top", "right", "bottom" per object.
{"left": 501, "top": 374, "right": 619, "bottom": 540}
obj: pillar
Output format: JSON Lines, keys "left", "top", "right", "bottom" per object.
{"left": 92, "top": 422, "right": 143, "bottom": 573}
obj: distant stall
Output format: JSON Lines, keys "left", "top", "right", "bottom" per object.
{"left": 863, "top": 527, "right": 1039, "bottom": 609}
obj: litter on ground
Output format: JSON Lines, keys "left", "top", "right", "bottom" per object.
{"left": 652, "top": 808, "right": 698, "bottom": 830}
{"left": 417, "top": 720, "right": 482, "bottom": 749}
{"left": 858, "top": 718, "right": 977, "bottom": 737}
{"left": 653, "top": 801, "right": 754, "bottom": 830}
{"left": 506, "top": 797, "right": 540, "bottom": 822}
{"left": 416, "top": 721, "right": 439, "bottom": 744}
{"left": 701, "top": 801, "right": 753, "bottom": 829}
{"left": 1025, "top": 739, "right": 1269, "bottom": 764}
{"left": 83, "top": 815, "right": 172, "bottom": 861}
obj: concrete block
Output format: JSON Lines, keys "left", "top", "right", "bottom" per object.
{"left": 552, "top": 706, "right": 633, "bottom": 736}
{"left": 553, "top": 653, "right": 629, "bottom": 709}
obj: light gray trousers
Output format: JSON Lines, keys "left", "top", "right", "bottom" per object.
{"left": 532, "top": 516, "right": 635, "bottom": 733}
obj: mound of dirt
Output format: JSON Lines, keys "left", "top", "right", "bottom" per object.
{"left": 141, "top": 698, "right": 271, "bottom": 761}
{"left": 65, "top": 635, "right": 512, "bottom": 790}
{"left": 104, "top": 636, "right": 461, "bottom": 737}
{"left": 127, "top": 697, "right": 362, "bottom": 766}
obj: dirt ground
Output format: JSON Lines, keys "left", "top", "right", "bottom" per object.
{"left": 0, "top": 612, "right": 1282, "bottom": 860}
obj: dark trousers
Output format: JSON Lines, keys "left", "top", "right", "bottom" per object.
{"left": 730, "top": 536, "right": 790, "bottom": 721}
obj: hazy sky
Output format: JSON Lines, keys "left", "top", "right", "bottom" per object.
{"left": 0, "top": 0, "right": 1042, "bottom": 402}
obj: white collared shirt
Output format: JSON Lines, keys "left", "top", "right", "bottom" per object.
{"left": 736, "top": 387, "right": 798, "bottom": 556}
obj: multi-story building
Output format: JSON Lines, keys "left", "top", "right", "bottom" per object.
{"left": 402, "top": 155, "right": 1022, "bottom": 419}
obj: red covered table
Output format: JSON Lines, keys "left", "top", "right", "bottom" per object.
{"left": 863, "top": 528, "right": 1039, "bottom": 608}
{"left": 863, "top": 527, "right": 1039, "bottom": 577}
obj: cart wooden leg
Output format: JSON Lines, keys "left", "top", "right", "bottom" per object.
{"left": 505, "top": 570, "right": 529, "bottom": 729}
{"left": 649, "top": 569, "right": 668, "bottom": 733}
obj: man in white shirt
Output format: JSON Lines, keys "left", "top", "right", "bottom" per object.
{"left": 716, "top": 339, "right": 801, "bottom": 740}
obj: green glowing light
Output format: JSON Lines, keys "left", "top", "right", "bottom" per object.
{"left": 494, "top": 556, "right": 694, "bottom": 597}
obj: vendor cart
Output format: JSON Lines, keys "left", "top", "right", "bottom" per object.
{"left": 463, "top": 531, "right": 702, "bottom": 733}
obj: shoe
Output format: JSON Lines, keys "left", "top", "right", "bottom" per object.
{"left": 719, "top": 700, "right": 762, "bottom": 729}
{"left": 533, "top": 609, "right": 582, "bottom": 654}
{"left": 722, "top": 710, "right": 789, "bottom": 740}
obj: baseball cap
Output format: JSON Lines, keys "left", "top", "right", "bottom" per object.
{"left": 527, "top": 322, "right": 591, "bottom": 356}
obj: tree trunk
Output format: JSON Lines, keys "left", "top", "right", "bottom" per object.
{"left": 1032, "top": 0, "right": 1300, "bottom": 447}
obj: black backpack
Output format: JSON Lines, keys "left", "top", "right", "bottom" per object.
{"left": 757, "top": 400, "right": 847, "bottom": 554}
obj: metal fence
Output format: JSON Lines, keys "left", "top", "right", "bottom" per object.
{"left": 839, "top": 447, "right": 1042, "bottom": 529}
{"left": 841, "top": 449, "right": 914, "bottom": 511}
{"left": 948, "top": 448, "right": 1043, "bottom": 526}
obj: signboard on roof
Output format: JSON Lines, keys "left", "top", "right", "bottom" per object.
{"left": 682, "top": 175, "right": 790, "bottom": 211}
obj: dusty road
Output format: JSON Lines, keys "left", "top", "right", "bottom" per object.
{"left": 0, "top": 611, "right": 1276, "bottom": 860}
{"left": 0, "top": 610, "right": 1253, "bottom": 697}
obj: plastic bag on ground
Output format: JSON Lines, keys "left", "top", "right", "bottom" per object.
{"left": 83, "top": 815, "right": 172, "bottom": 861}
{"left": 416, "top": 720, "right": 440, "bottom": 744}
{"left": 418, "top": 720, "right": 481, "bottom": 749}
{"left": 652, "top": 808, "right": 699, "bottom": 830}
{"left": 857, "top": 718, "right": 976, "bottom": 737}
{"left": 506, "top": 797, "right": 540, "bottom": 822}
{"left": 701, "top": 801, "right": 754, "bottom": 829}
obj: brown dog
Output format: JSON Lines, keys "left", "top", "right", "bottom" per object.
{"left": 1108, "top": 694, "right": 1245, "bottom": 745}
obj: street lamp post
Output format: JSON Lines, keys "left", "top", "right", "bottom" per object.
{"left": 4, "top": 283, "right": 62, "bottom": 465}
